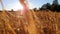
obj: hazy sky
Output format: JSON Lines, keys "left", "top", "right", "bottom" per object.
{"left": 0, "top": 0, "right": 60, "bottom": 10}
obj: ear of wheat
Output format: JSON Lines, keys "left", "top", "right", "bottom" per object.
{"left": 19, "top": 0, "right": 42, "bottom": 34}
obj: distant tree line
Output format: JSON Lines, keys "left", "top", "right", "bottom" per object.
{"left": 33, "top": 0, "right": 60, "bottom": 12}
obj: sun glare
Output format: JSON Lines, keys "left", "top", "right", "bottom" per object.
{"left": 13, "top": 2, "right": 24, "bottom": 11}
{"left": 6, "top": 2, "right": 24, "bottom": 11}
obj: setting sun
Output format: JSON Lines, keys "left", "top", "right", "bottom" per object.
{"left": 6, "top": 2, "right": 23, "bottom": 11}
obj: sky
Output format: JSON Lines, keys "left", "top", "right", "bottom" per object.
{"left": 0, "top": 0, "right": 60, "bottom": 10}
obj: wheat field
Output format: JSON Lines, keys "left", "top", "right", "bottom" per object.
{"left": 0, "top": 0, "right": 60, "bottom": 34}
{"left": 0, "top": 10, "right": 60, "bottom": 34}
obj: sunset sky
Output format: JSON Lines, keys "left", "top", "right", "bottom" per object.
{"left": 0, "top": 0, "right": 60, "bottom": 10}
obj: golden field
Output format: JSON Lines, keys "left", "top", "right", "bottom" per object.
{"left": 0, "top": 10, "right": 60, "bottom": 34}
